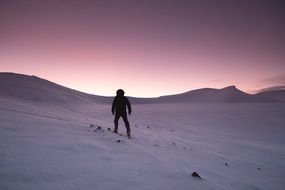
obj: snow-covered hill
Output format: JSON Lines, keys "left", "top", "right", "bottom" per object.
{"left": 0, "top": 73, "right": 285, "bottom": 190}
{"left": 156, "top": 86, "right": 253, "bottom": 103}
{"left": 0, "top": 72, "right": 111, "bottom": 104}
{"left": 1, "top": 73, "right": 285, "bottom": 103}
{"left": 255, "top": 90, "right": 285, "bottom": 102}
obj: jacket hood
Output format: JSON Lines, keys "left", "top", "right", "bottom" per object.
{"left": 116, "top": 89, "right": 125, "bottom": 96}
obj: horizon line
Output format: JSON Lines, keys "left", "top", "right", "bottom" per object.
{"left": 1, "top": 71, "right": 284, "bottom": 98}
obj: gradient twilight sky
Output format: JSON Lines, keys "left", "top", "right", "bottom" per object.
{"left": 1, "top": 0, "right": 285, "bottom": 97}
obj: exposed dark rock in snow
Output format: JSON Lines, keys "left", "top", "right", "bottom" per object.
{"left": 94, "top": 126, "right": 103, "bottom": 132}
{"left": 90, "top": 124, "right": 101, "bottom": 128}
{"left": 191, "top": 172, "right": 202, "bottom": 179}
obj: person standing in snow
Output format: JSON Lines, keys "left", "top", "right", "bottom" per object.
{"left": 111, "top": 89, "right": 132, "bottom": 137}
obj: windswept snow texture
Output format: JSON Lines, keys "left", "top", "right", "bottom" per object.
{"left": 1, "top": 95, "right": 285, "bottom": 190}
{"left": 0, "top": 73, "right": 285, "bottom": 189}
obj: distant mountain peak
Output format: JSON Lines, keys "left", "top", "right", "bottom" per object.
{"left": 222, "top": 85, "right": 237, "bottom": 90}
{"left": 1, "top": 72, "right": 285, "bottom": 103}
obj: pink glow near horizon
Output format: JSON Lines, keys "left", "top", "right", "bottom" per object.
{"left": 1, "top": 0, "right": 285, "bottom": 97}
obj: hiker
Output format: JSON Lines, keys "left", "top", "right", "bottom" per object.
{"left": 111, "top": 89, "right": 132, "bottom": 137}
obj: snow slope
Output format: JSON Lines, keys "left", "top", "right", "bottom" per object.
{"left": 1, "top": 94, "right": 285, "bottom": 190}
{"left": 0, "top": 73, "right": 111, "bottom": 104}
{"left": 1, "top": 73, "right": 285, "bottom": 103}
{"left": 1, "top": 72, "right": 285, "bottom": 189}
{"left": 156, "top": 86, "right": 253, "bottom": 103}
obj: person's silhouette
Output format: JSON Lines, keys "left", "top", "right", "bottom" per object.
{"left": 111, "top": 89, "right": 132, "bottom": 137}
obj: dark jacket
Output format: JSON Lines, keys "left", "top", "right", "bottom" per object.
{"left": 112, "top": 95, "right": 132, "bottom": 115}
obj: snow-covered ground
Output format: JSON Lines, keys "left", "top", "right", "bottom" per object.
{"left": 1, "top": 96, "right": 285, "bottom": 190}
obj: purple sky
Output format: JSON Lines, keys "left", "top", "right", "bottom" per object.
{"left": 1, "top": 0, "right": 285, "bottom": 97}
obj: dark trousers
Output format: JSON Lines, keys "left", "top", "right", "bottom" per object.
{"left": 114, "top": 112, "right": 130, "bottom": 134}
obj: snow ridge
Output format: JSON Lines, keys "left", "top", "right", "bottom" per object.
{"left": 1, "top": 72, "right": 285, "bottom": 103}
